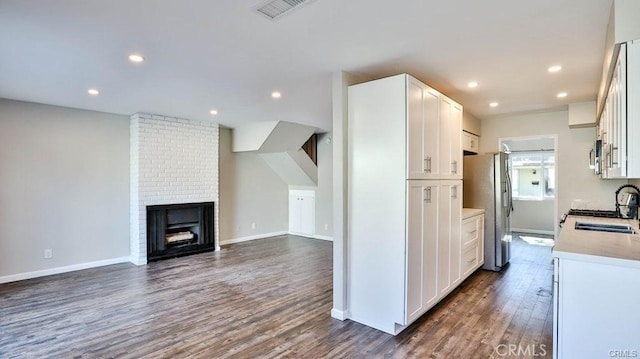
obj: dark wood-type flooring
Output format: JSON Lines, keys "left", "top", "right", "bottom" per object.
{"left": 1, "top": 234, "right": 553, "bottom": 358}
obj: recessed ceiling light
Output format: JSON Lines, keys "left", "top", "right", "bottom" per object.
{"left": 209, "top": 109, "right": 218, "bottom": 115}
{"left": 489, "top": 102, "right": 499, "bottom": 108}
{"left": 467, "top": 81, "right": 478, "bottom": 88}
{"left": 557, "top": 92, "right": 568, "bottom": 98}
{"left": 271, "top": 91, "right": 282, "bottom": 99}
{"left": 87, "top": 88, "right": 99, "bottom": 96}
{"left": 129, "top": 54, "right": 145, "bottom": 63}
{"left": 548, "top": 65, "right": 562, "bottom": 73}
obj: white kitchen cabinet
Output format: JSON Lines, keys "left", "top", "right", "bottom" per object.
{"left": 599, "top": 40, "right": 640, "bottom": 179}
{"left": 348, "top": 74, "right": 464, "bottom": 335}
{"left": 406, "top": 77, "right": 463, "bottom": 180}
{"left": 406, "top": 180, "right": 462, "bottom": 323}
{"left": 553, "top": 257, "right": 640, "bottom": 358}
{"left": 288, "top": 190, "right": 314, "bottom": 236}
{"left": 461, "top": 213, "right": 484, "bottom": 278}
{"left": 462, "top": 131, "right": 479, "bottom": 154}
{"left": 406, "top": 181, "right": 439, "bottom": 322}
{"left": 439, "top": 97, "right": 463, "bottom": 179}
{"left": 437, "top": 180, "right": 462, "bottom": 294}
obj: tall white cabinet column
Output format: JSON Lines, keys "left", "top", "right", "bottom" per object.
{"left": 347, "top": 74, "right": 463, "bottom": 335}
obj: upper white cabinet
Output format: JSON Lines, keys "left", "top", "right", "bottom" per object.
{"left": 462, "top": 131, "right": 479, "bottom": 154}
{"left": 406, "top": 77, "right": 463, "bottom": 180}
{"left": 407, "top": 78, "right": 440, "bottom": 179}
{"left": 599, "top": 40, "right": 640, "bottom": 179}
{"left": 347, "top": 74, "right": 464, "bottom": 335}
{"left": 439, "top": 97, "right": 463, "bottom": 178}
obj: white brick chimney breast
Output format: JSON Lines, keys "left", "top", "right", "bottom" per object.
{"left": 130, "top": 113, "right": 219, "bottom": 265}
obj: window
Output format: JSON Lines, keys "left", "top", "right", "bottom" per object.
{"left": 510, "top": 152, "right": 555, "bottom": 200}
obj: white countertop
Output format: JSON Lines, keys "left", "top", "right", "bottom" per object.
{"left": 553, "top": 215, "right": 640, "bottom": 268}
{"left": 462, "top": 208, "right": 485, "bottom": 219}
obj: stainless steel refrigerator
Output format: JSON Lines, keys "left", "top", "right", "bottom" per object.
{"left": 463, "top": 152, "right": 513, "bottom": 271}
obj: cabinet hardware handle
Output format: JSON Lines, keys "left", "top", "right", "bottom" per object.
{"left": 452, "top": 186, "right": 458, "bottom": 199}
{"left": 424, "top": 187, "right": 432, "bottom": 203}
{"left": 467, "top": 258, "right": 475, "bottom": 264}
{"left": 609, "top": 144, "right": 614, "bottom": 168}
{"left": 452, "top": 161, "right": 458, "bottom": 174}
{"left": 425, "top": 157, "right": 432, "bottom": 173}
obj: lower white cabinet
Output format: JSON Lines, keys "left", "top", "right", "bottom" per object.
{"left": 553, "top": 257, "right": 640, "bottom": 358}
{"left": 288, "top": 190, "right": 314, "bottom": 236}
{"left": 461, "top": 213, "right": 484, "bottom": 278}
{"left": 349, "top": 180, "right": 462, "bottom": 334}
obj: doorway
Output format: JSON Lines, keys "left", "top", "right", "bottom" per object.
{"left": 499, "top": 135, "right": 558, "bottom": 246}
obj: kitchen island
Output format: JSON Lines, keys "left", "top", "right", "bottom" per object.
{"left": 552, "top": 215, "right": 640, "bottom": 359}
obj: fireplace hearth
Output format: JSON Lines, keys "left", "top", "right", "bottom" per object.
{"left": 146, "top": 202, "right": 215, "bottom": 261}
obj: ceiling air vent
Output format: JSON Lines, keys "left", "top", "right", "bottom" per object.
{"left": 256, "top": 0, "right": 314, "bottom": 20}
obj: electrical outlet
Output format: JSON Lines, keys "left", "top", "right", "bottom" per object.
{"left": 251, "top": 223, "right": 256, "bottom": 230}
{"left": 324, "top": 224, "right": 329, "bottom": 230}
{"left": 44, "top": 249, "right": 52, "bottom": 259}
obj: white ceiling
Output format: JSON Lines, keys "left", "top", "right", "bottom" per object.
{"left": 0, "top": 0, "right": 613, "bottom": 132}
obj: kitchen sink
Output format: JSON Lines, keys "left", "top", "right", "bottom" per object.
{"left": 574, "top": 221, "right": 636, "bottom": 234}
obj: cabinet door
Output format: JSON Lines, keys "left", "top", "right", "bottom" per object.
{"left": 437, "top": 181, "right": 463, "bottom": 294}
{"left": 450, "top": 103, "right": 463, "bottom": 179}
{"left": 439, "top": 97, "right": 463, "bottom": 179}
{"left": 608, "top": 44, "right": 627, "bottom": 178}
{"left": 437, "top": 183, "right": 451, "bottom": 295}
{"left": 289, "top": 196, "right": 301, "bottom": 233}
{"left": 462, "top": 132, "right": 479, "bottom": 154}
{"left": 406, "top": 181, "right": 439, "bottom": 323}
{"left": 422, "top": 183, "right": 439, "bottom": 309}
{"left": 299, "top": 195, "right": 315, "bottom": 235}
{"left": 406, "top": 183, "right": 425, "bottom": 322}
{"left": 289, "top": 192, "right": 315, "bottom": 236}
{"left": 448, "top": 181, "right": 462, "bottom": 287}
{"left": 407, "top": 78, "right": 440, "bottom": 179}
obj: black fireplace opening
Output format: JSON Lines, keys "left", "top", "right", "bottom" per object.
{"left": 147, "top": 202, "right": 215, "bottom": 261}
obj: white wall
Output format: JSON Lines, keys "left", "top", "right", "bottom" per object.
{"left": 481, "top": 110, "right": 627, "bottom": 230}
{"left": 219, "top": 128, "right": 289, "bottom": 244}
{"left": 0, "top": 99, "right": 130, "bottom": 279}
{"left": 510, "top": 200, "right": 555, "bottom": 234}
{"left": 463, "top": 111, "right": 481, "bottom": 136}
{"left": 332, "top": 71, "right": 372, "bottom": 320}
{"left": 314, "top": 132, "right": 333, "bottom": 238}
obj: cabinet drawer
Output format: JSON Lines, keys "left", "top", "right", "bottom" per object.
{"left": 462, "top": 243, "right": 479, "bottom": 277}
{"left": 462, "top": 216, "right": 481, "bottom": 246}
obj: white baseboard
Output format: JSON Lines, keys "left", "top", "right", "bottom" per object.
{"left": 288, "top": 232, "right": 334, "bottom": 242}
{"left": 0, "top": 256, "right": 132, "bottom": 284}
{"left": 313, "top": 234, "right": 334, "bottom": 242}
{"left": 511, "top": 228, "right": 555, "bottom": 236}
{"left": 128, "top": 256, "right": 147, "bottom": 266}
{"left": 331, "top": 308, "right": 350, "bottom": 321}
{"left": 219, "top": 231, "right": 289, "bottom": 246}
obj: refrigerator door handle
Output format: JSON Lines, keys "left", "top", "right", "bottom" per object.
{"left": 505, "top": 162, "right": 514, "bottom": 217}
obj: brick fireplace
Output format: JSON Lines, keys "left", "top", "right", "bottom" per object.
{"left": 130, "top": 113, "right": 219, "bottom": 265}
